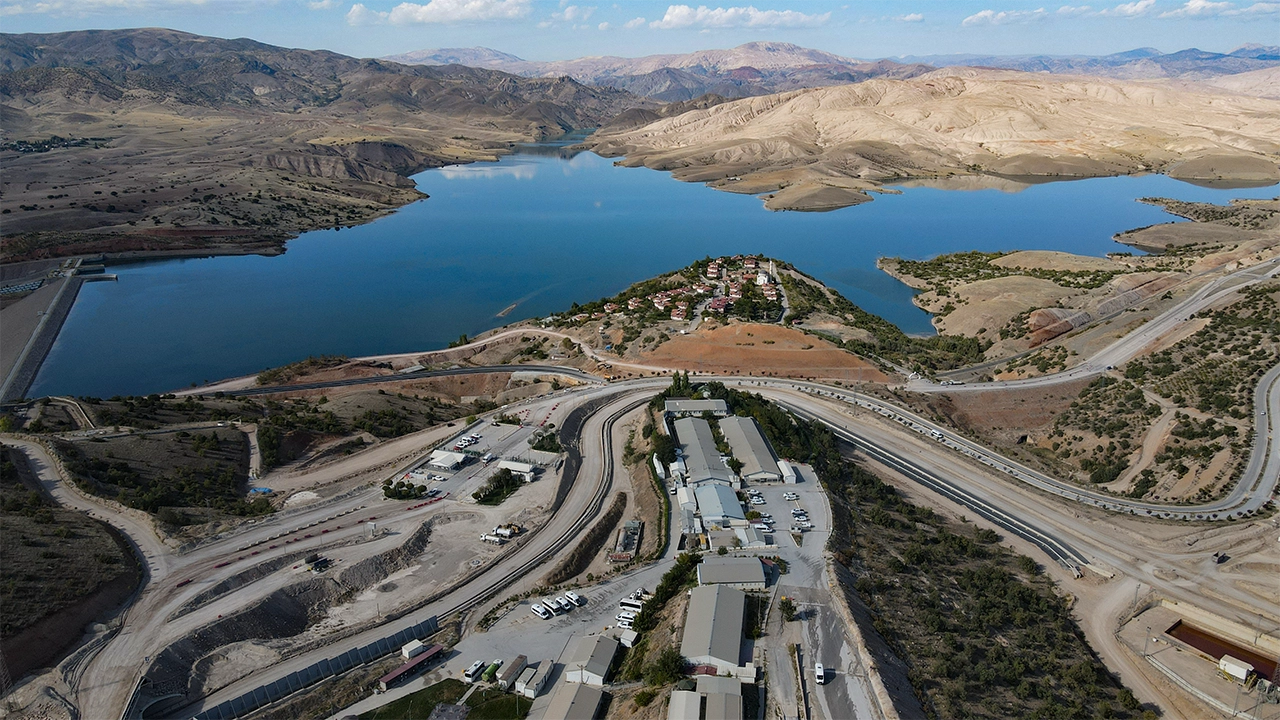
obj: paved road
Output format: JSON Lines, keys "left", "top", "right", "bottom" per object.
{"left": 909, "top": 255, "right": 1280, "bottom": 395}
{"left": 221, "top": 364, "right": 603, "bottom": 397}
{"left": 177, "top": 387, "right": 654, "bottom": 718}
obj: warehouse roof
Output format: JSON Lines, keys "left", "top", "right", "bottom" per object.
{"left": 540, "top": 682, "right": 605, "bottom": 720}
{"left": 674, "top": 417, "right": 735, "bottom": 485}
{"left": 719, "top": 416, "right": 780, "bottom": 481}
{"left": 693, "top": 484, "right": 744, "bottom": 523}
{"left": 665, "top": 399, "right": 730, "bottom": 416}
{"left": 697, "top": 557, "right": 766, "bottom": 587}
{"left": 681, "top": 585, "right": 745, "bottom": 669}
{"left": 566, "top": 635, "right": 619, "bottom": 681}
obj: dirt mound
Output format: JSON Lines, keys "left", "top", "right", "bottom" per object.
{"left": 640, "top": 323, "right": 887, "bottom": 381}
{"left": 992, "top": 251, "right": 1116, "bottom": 273}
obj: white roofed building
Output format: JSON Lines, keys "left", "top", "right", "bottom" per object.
{"left": 719, "top": 416, "right": 781, "bottom": 482}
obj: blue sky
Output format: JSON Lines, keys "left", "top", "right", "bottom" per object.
{"left": 2, "top": 0, "right": 1276, "bottom": 61}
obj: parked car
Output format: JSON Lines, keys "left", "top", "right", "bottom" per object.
{"left": 565, "top": 591, "right": 585, "bottom": 606}
{"left": 616, "top": 611, "right": 637, "bottom": 621}
{"left": 531, "top": 603, "right": 551, "bottom": 619}
{"left": 555, "top": 597, "right": 573, "bottom": 613}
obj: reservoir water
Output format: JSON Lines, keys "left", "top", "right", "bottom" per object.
{"left": 29, "top": 147, "right": 1277, "bottom": 398}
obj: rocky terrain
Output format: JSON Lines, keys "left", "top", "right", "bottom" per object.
{"left": 386, "top": 41, "right": 933, "bottom": 102}
{"left": 0, "top": 28, "right": 650, "bottom": 260}
{"left": 588, "top": 67, "right": 1280, "bottom": 211}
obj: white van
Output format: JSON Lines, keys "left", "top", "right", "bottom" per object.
{"left": 531, "top": 603, "right": 551, "bottom": 619}
{"left": 815, "top": 663, "right": 825, "bottom": 685}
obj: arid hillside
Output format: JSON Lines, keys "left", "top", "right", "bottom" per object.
{"left": 590, "top": 68, "right": 1280, "bottom": 211}
{"left": 0, "top": 28, "right": 649, "bottom": 259}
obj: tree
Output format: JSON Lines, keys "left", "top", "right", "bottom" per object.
{"left": 780, "top": 596, "right": 797, "bottom": 622}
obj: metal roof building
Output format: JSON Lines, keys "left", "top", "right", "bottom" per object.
{"left": 680, "top": 585, "right": 746, "bottom": 676}
{"left": 674, "top": 417, "right": 735, "bottom": 486}
{"left": 563, "top": 635, "right": 619, "bottom": 686}
{"left": 664, "top": 399, "right": 730, "bottom": 417}
{"left": 719, "top": 416, "right": 781, "bottom": 482}
{"left": 537, "top": 682, "right": 606, "bottom": 720}
{"left": 427, "top": 450, "right": 467, "bottom": 470}
{"left": 697, "top": 557, "right": 767, "bottom": 591}
{"left": 693, "top": 484, "right": 745, "bottom": 529}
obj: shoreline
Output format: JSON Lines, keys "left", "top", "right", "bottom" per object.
{"left": 0, "top": 274, "right": 84, "bottom": 402}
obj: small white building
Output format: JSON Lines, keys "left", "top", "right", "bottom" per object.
{"left": 427, "top": 450, "right": 467, "bottom": 470}
{"left": 401, "top": 639, "right": 425, "bottom": 659}
{"left": 676, "top": 486, "right": 698, "bottom": 514}
{"left": 777, "top": 459, "right": 798, "bottom": 484}
{"left": 521, "top": 659, "right": 555, "bottom": 699}
{"left": 652, "top": 454, "right": 667, "bottom": 479}
{"left": 499, "top": 459, "right": 537, "bottom": 482}
{"left": 734, "top": 526, "right": 768, "bottom": 549}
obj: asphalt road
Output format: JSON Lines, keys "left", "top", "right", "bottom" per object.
{"left": 222, "top": 364, "right": 603, "bottom": 397}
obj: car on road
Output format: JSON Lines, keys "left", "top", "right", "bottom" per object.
{"left": 815, "top": 663, "right": 825, "bottom": 684}
{"left": 565, "top": 591, "right": 585, "bottom": 606}
{"left": 531, "top": 603, "right": 551, "bottom": 619}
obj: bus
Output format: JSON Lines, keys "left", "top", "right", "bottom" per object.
{"left": 619, "top": 598, "right": 644, "bottom": 612}
{"left": 463, "top": 660, "right": 486, "bottom": 683}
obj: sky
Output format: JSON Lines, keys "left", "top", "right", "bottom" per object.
{"left": 1, "top": 0, "right": 1277, "bottom": 61}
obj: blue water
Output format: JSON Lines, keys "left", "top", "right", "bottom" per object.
{"left": 28, "top": 148, "right": 1277, "bottom": 398}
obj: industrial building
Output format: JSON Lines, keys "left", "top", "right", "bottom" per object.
{"left": 668, "top": 676, "right": 745, "bottom": 720}
{"left": 536, "top": 682, "right": 607, "bottom": 720}
{"left": 563, "top": 635, "right": 619, "bottom": 686}
{"left": 681, "top": 585, "right": 753, "bottom": 679}
{"left": 697, "top": 557, "right": 767, "bottom": 591}
{"left": 427, "top": 450, "right": 467, "bottom": 470}
{"left": 693, "top": 484, "right": 746, "bottom": 529}
{"left": 673, "top": 417, "right": 735, "bottom": 486}
{"left": 676, "top": 486, "right": 698, "bottom": 513}
{"left": 664, "top": 399, "right": 730, "bottom": 417}
{"left": 719, "top": 416, "right": 781, "bottom": 482}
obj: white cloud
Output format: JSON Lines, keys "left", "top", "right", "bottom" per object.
{"left": 623, "top": 15, "right": 645, "bottom": 27}
{"left": 1097, "top": 0, "right": 1155, "bottom": 16}
{"left": 1056, "top": 4, "right": 1092, "bottom": 14}
{"left": 308, "top": 0, "right": 338, "bottom": 8}
{"left": 649, "top": 4, "right": 830, "bottom": 29}
{"left": 898, "top": 11, "right": 924, "bottom": 21}
{"left": 553, "top": 3, "right": 593, "bottom": 21}
{"left": 1229, "top": 1, "right": 1280, "bottom": 12}
{"left": 1157, "top": 0, "right": 1280, "bottom": 14}
{"left": 597, "top": 20, "right": 609, "bottom": 28}
{"left": 1158, "top": 0, "right": 1232, "bottom": 15}
{"left": 961, "top": 7, "right": 1047, "bottom": 25}
{"left": 351, "top": 0, "right": 531, "bottom": 24}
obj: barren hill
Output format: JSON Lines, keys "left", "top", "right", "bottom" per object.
{"left": 589, "top": 67, "right": 1280, "bottom": 211}
{"left": 0, "top": 28, "right": 649, "bottom": 259}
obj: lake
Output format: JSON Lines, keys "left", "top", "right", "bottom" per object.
{"left": 28, "top": 147, "right": 1277, "bottom": 398}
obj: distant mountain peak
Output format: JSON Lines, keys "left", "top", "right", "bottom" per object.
{"left": 382, "top": 46, "right": 525, "bottom": 66}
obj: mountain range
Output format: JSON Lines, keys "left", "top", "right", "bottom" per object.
{"left": 0, "top": 28, "right": 649, "bottom": 259}
{"left": 385, "top": 42, "right": 1280, "bottom": 101}
{"left": 385, "top": 41, "right": 934, "bottom": 102}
